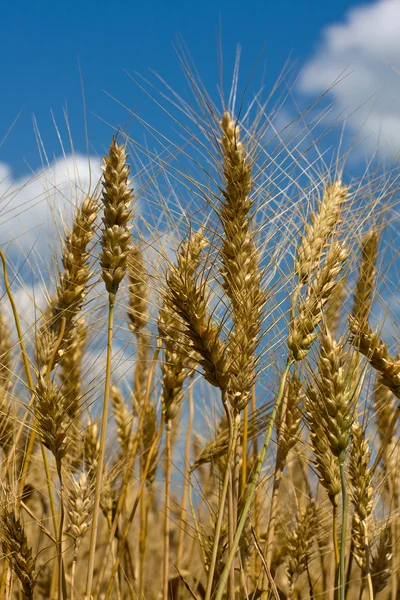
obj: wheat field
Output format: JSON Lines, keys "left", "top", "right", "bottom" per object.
{"left": 0, "top": 61, "right": 400, "bottom": 600}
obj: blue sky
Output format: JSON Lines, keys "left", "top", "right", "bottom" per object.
{"left": 2, "top": 0, "right": 400, "bottom": 272}
{"left": 1, "top": 0, "right": 371, "bottom": 174}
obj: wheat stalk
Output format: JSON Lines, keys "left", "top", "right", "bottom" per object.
{"left": 85, "top": 138, "right": 134, "bottom": 600}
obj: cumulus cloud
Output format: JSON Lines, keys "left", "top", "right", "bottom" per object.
{"left": 0, "top": 154, "right": 102, "bottom": 261}
{"left": 299, "top": 0, "right": 400, "bottom": 154}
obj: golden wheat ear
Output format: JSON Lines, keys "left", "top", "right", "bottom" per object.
{"left": 1, "top": 503, "right": 37, "bottom": 599}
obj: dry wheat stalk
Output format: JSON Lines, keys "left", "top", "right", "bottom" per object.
{"left": 142, "top": 402, "right": 159, "bottom": 486}
{"left": 0, "top": 389, "right": 15, "bottom": 456}
{"left": 0, "top": 310, "right": 12, "bottom": 389}
{"left": 0, "top": 310, "right": 15, "bottom": 455}
{"left": 157, "top": 230, "right": 208, "bottom": 600}
{"left": 373, "top": 374, "right": 398, "bottom": 453}
{"left": 325, "top": 276, "right": 347, "bottom": 338}
{"left": 276, "top": 372, "right": 303, "bottom": 463}
{"left": 306, "top": 415, "right": 341, "bottom": 507}
{"left": 86, "top": 137, "right": 135, "bottom": 598}
{"left": 84, "top": 418, "right": 100, "bottom": 477}
{"left": 59, "top": 317, "right": 86, "bottom": 423}
{"left": 128, "top": 244, "right": 148, "bottom": 335}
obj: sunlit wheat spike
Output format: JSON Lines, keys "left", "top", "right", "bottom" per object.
{"left": 352, "top": 228, "right": 379, "bottom": 325}
{"left": 349, "top": 421, "right": 374, "bottom": 570}
{"left": 65, "top": 471, "right": 93, "bottom": 546}
{"left": 100, "top": 138, "right": 134, "bottom": 299}
{"left": 1, "top": 504, "right": 37, "bottom": 599}
{"left": 159, "top": 229, "right": 207, "bottom": 421}
{"left": 289, "top": 241, "right": 349, "bottom": 361}
{"left": 218, "top": 111, "right": 265, "bottom": 410}
{"left": 166, "top": 229, "right": 229, "bottom": 391}
{"left": 36, "top": 196, "right": 98, "bottom": 370}
{"left": 349, "top": 316, "right": 400, "bottom": 399}
{"left": 295, "top": 181, "right": 348, "bottom": 283}
{"left": 284, "top": 499, "right": 319, "bottom": 596}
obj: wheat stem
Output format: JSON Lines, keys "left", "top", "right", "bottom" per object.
{"left": 104, "top": 415, "right": 164, "bottom": 600}
{"left": 0, "top": 250, "right": 59, "bottom": 556}
{"left": 340, "top": 460, "right": 348, "bottom": 600}
{"left": 214, "top": 360, "right": 292, "bottom": 600}
{"left": 176, "top": 376, "right": 194, "bottom": 570}
{"left": 163, "top": 419, "right": 172, "bottom": 600}
{"left": 56, "top": 460, "right": 67, "bottom": 600}
{"left": 204, "top": 393, "right": 239, "bottom": 600}
{"left": 94, "top": 345, "right": 160, "bottom": 596}
{"left": 242, "top": 404, "right": 249, "bottom": 493}
{"left": 139, "top": 485, "right": 150, "bottom": 596}
{"left": 333, "top": 503, "right": 340, "bottom": 597}
{"left": 85, "top": 297, "right": 115, "bottom": 599}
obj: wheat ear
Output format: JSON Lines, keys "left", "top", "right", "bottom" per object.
{"left": 1, "top": 503, "right": 37, "bottom": 599}
{"left": 349, "top": 422, "right": 375, "bottom": 598}
{"left": 85, "top": 138, "right": 134, "bottom": 600}
{"left": 284, "top": 499, "right": 319, "bottom": 599}
{"left": 349, "top": 317, "right": 400, "bottom": 399}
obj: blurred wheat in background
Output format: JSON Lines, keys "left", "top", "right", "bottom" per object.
{"left": 1, "top": 53, "right": 400, "bottom": 600}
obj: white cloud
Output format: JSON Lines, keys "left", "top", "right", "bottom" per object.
{"left": 0, "top": 154, "right": 102, "bottom": 261}
{"left": 299, "top": 0, "right": 400, "bottom": 154}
